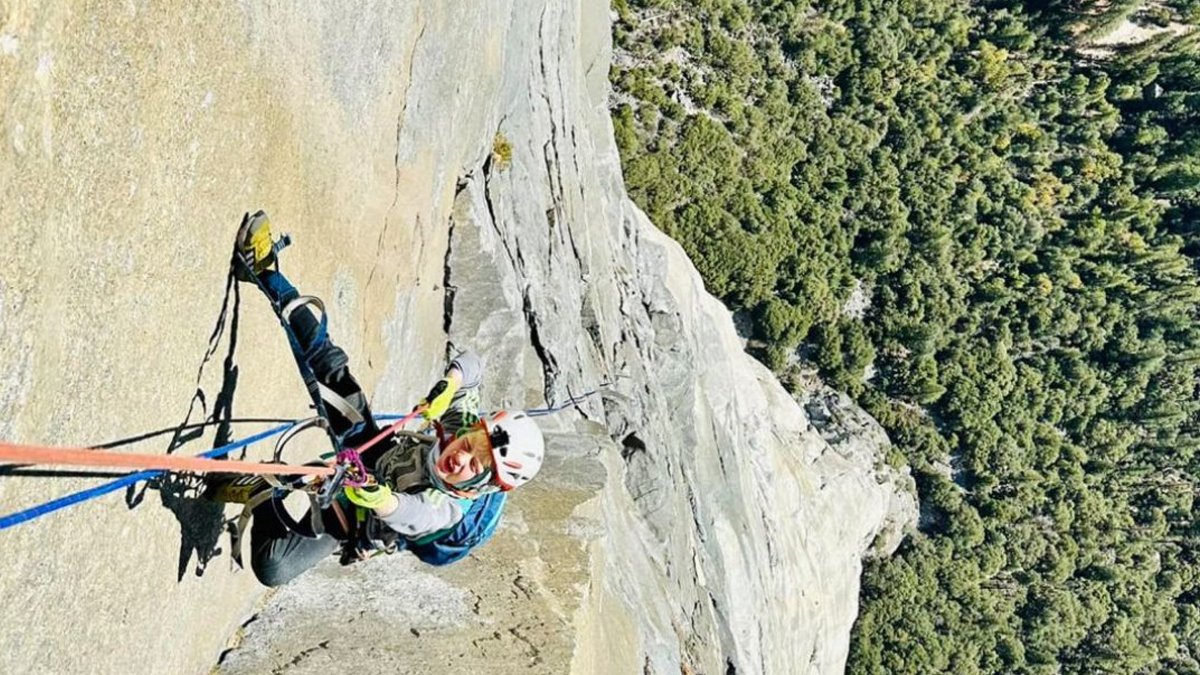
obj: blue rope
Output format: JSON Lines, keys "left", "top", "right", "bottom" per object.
{"left": 0, "top": 422, "right": 294, "bottom": 531}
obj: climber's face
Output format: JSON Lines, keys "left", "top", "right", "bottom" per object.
{"left": 435, "top": 427, "right": 494, "bottom": 487}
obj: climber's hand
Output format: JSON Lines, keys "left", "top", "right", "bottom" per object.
{"left": 344, "top": 483, "right": 394, "bottom": 511}
{"left": 418, "top": 371, "right": 461, "bottom": 420}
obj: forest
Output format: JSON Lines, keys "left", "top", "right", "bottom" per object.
{"left": 610, "top": 0, "right": 1200, "bottom": 672}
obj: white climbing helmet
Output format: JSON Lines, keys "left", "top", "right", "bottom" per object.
{"left": 482, "top": 411, "right": 544, "bottom": 491}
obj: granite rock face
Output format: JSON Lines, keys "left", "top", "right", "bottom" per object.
{"left": 0, "top": 1, "right": 915, "bottom": 674}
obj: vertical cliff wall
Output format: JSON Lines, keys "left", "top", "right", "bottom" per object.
{"left": 0, "top": 1, "right": 914, "bottom": 674}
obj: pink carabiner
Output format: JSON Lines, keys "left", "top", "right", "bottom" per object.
{"left": 335, "top": 449, "right": 369, "bottom": 487}
{"left": 334, "top": 409, "right": 425, "bottom": 487}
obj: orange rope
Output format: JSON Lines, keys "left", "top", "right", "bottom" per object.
{"left": 0, "top": 442, "right": 333, "bottom": 478}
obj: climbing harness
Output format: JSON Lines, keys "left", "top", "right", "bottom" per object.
{"left": 217, "top": 408, "right": 426, "bottom": 566}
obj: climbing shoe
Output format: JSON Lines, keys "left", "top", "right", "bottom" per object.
{"left": 233, "top": 210, "right": 285, "bottom": 281}
{"left": 202, "top": 472, "right": 271, "bottom": 504}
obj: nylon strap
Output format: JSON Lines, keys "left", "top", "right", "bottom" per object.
{"left": 230, "top": 488, "right": 277, "bottom": 569}
{"left": 317, "top": 382, "right": 366, "bottom": 425}
{"left": 280, "top": 294, "right": 324, "bottom": 323}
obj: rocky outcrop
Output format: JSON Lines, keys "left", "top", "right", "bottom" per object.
{"left": 0, "top": 1, "right": 915, "bottom": 674}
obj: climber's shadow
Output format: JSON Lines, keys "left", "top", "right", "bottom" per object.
{"left": 151, "top": 470, "right": 227, "bottom": 581}
{"left": 122, "top": 269, "right": 245, "bottom": 581}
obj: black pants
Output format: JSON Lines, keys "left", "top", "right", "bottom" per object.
{"left": 247, "top": 270, "right": 378, "bottom": 586}
{"left": 249, "top": 498, "right": 346, "bottom": 586}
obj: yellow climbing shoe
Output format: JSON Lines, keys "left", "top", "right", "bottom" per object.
{"left": 202, "top": 472, "right": 269, "bottom": 504}
{"left": 234, "top": 210, "right": 279, "bottom": 280}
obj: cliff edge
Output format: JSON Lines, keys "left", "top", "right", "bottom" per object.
{"left": 0, "top": 2, "right": 915, "bottom": 673}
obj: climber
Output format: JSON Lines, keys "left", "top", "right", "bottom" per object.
{"left": 209, "top": 210, "right": 546, "bottom": 586}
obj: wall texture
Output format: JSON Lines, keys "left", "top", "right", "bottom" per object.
{"left": 0, "top": 2, "right": 915, "bottom": 673}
